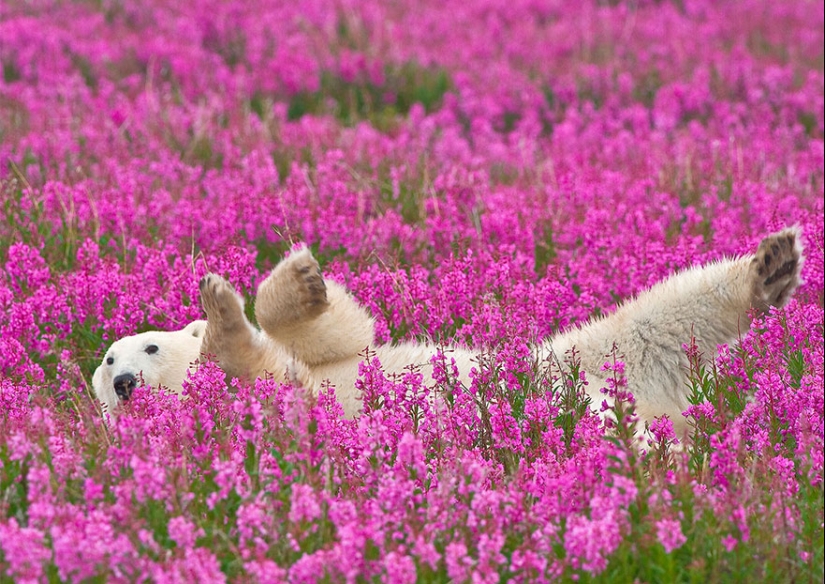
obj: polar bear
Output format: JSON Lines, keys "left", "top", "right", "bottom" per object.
{"left": 92, "top": 229, "right": 803, "bottom": 436}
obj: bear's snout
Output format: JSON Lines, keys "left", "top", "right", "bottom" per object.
{"left": 113, "top": 373, "right": 137, "bottom": 401}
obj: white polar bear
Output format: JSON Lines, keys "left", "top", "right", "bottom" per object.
{"left": 92, "top": 229, "right": 803, "bottom": 437}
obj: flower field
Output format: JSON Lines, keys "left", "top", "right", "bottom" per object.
{"left": 1, "top": 0, "right": 823, "bottom": 581}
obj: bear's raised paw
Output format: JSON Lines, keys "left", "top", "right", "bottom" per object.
{"left": 750, "top": 227, "right": 803, "bottom": 311}
{"left": 199, "top": 274, "right": 247, "bottom": 331}
{"left": 256, "top": 247, "right": 330, "bottom": 334}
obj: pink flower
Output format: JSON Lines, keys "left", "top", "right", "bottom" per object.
{"left": 382, "top": 551, "right": 416, "bottom": 584}
{"left": 649, "top": 416, "right": 676, "bottom": 443}
{"left": 564, "top": 506, "right": 623, "bottom": 575}
{"left": 289, "top": 484, "right": 322, "bottom": 524}
{"left": 655, "top": 518, "right": 687, "bottom": 553}
{"left": 445, "top": 541, "right": 473, "bottom": 582}
{"left": 0, "top": 520, "right": 50, "bottom": 582}
{"left": 168, "top": 516, "right": 204, "bottom": 549}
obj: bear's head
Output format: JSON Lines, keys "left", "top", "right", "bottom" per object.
{"left": 92, "top": 320, "right": 207, "bottom": 414}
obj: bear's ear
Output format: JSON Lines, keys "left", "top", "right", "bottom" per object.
{"left": 183, "top": 320, "right": 207, "bottom": 338}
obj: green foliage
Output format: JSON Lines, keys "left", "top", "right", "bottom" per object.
{"left": 632, "top": 68, "right": 662, "bottom": 109}
{"left": 798, "top": 111, "right": 821, "bottom": 138}
{"left": 2, "top": 59, "right": 21, "bottom": 83}
{"left": 286, "top": 62, "right": 452, "bottom": 129}
{"left": 0, "top": 448, "right": 29, "bottom": 526}
{"left": 534, "top": 222, "right": 558, "bottom": 276}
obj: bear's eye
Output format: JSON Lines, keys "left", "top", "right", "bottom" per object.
{"left": 106, "top": 356, "right": 114, "bottom": 365}
{"left": 145, "top": 344, "right": 159, "bottom": 355}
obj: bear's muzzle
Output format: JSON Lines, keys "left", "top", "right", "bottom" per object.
{"left": 113, "top": 373, "right": 137, "bottom": 401}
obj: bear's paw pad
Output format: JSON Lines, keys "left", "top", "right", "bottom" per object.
{"left": 752, "top": 228, "right": 803, "bottom": 308}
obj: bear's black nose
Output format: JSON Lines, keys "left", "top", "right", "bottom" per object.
{"left": 113, "top": 373, "right": 137, "bottom": 401}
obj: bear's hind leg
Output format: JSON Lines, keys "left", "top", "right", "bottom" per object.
{"left": 255, "top": 247, "right": 330, "bottom": 335}
{"left": 256, "top": 246, "right": 375, "bottom": 366}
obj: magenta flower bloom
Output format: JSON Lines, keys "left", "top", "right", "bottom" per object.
{"left": 656, "top": 518, "right": 687, "bottom": 554}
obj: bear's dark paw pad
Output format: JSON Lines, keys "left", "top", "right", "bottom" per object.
{"left": 751, "top": 228, "right": 803, "bottom": 309}
{"left": 291, "top": 257, "right": 329, "bottom": 316}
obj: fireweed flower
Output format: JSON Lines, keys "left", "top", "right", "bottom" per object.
{"left": 648, "top": 415, "right": 679, "bottom": 449}
{"left": 168, "top": 516, "right": 204, "bottom": 549}
{"left": 655, "top": 518, "right": 687, "bottom": 553}
{"left": 0, "top": 520, "right": 50, "bottom": 583}
{"left": 289, "top": 483, "right": 323, "bottom": 524}
{"left": 564, "top": 504, "right": 623, "bottom": 574}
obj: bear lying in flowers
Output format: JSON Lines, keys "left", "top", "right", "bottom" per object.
{"left": 93, "top": 229, "right": 803, "bottom": 436}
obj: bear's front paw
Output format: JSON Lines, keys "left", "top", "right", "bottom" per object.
{"left": 750, "top": 227, "right": 803, "bottom": 311}
{"left": 199, "top": 274, "right": 247, "bottom": 327}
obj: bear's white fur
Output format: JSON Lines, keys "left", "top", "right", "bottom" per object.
{"left": 92, "top": 229, "right": 803, "bottom": 436}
